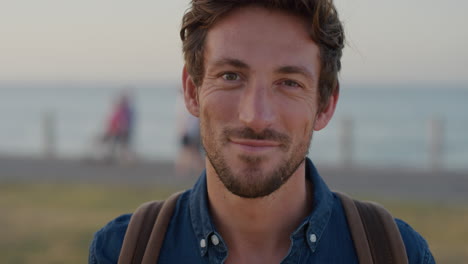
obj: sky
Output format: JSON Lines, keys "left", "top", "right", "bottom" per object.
{"left": 0, "top": 0, "right": 467, "bottom": 84}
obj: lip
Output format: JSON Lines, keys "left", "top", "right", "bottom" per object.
{"left": 229, "top": 138, "right": 280, "bottom": 152}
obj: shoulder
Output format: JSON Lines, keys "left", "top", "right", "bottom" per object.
{"left": 395, "top": 218, "right": 435, "bottom": 264}
{"left": 89, "top": 214, "right": 132, "bottom": 264}
{"left": 88, "top": 192, "right": 190, "bottom": 264}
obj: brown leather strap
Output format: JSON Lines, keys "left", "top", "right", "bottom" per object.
{"left": 335, "top": 191, "right": 373, "bottom": 264}
{"left": 354, "top": 199, "right": 408, "bottom": 264}
{"left": 141, "top": 191, "right": 183, "bottom": 264}
{"left": 118, "top": 200, "right": 164, "bottom": 264}
{"left": 118, "top": 191, "right": 183, "bottom": 264}
{"left": 335, "top": 191, "right": 408, "bottom": 264}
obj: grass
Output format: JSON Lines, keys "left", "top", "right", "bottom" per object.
{"left": 0, "top": 183, "right": 177, "bottom": 264}
{"left": 384, "top": 200, "right": 468, "bottom": 263}
{"left": 1, "top": 183, "right": 467, "bottom": 263}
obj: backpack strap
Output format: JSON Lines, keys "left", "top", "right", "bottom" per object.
{"left": 335, "top": 191, "right": 408, "bottom": 264}
{"left": 118, "top": 191, "right": 183, "bottom": 264}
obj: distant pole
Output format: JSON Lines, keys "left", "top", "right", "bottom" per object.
{"left": 339, "top": 116, "right": 354, "bottom": 167}
{"left": 428, "top": 117, "right": 444, "bottom": 171}
{"left": 42, "top": 111, "right": 56, "bottom": 158}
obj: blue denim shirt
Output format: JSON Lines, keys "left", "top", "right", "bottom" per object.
{"left": 89, "top": 158, "right": 435, "bottom": 263}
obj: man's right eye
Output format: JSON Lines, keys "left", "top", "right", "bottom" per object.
{"left": 221, "top": 72, "right": 239, "bottom": 81}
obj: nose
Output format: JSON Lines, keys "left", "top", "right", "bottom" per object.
{"left": 238, "top": 80, "right": 276, "bottom": 133}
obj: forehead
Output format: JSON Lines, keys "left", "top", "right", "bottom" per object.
{"left": 204, "top": 6, "right": 320, "bottom": 71}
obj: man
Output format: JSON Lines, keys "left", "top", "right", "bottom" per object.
{"left": 89, "top": 0, "right": 435, "bottom": 263}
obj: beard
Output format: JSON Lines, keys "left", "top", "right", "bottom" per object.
{"left": 201, "top": 117, "right": 312, "bottom": 199}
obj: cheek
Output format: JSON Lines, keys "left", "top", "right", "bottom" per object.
{"left": 200, "top": 91, "right": 240, "bottom": 125}
{"left": 275, "top": 98, "right": 316, "bottom": 138}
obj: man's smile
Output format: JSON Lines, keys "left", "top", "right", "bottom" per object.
{"left": 229, "top": 138, "right": 281, "bottom": 153}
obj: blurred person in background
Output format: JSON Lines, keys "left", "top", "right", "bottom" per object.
{"left": 100, "top": 90, "right": 136, "bottom": 163}
{"left": 89, "top": 0, "right": 434, "bottom": 263}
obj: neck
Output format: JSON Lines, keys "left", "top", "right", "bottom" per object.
{"left": 206, "top": 159, "right": 313, "bottom": 263}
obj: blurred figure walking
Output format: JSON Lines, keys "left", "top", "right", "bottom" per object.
{"left": 101, "top": 91, "right": 136, "bottom": 163}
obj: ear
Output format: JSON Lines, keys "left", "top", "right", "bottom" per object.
{"left": 313, "top": 83, "right": 339, "bottom": 131}
{"left": 182, "top": 66, "right": 200, "bottom": 117}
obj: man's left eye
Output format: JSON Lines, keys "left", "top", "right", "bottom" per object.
{"left": 281, "top": 80, "right": 300, "bottom": 87}
{"left": 222, "top": 72, "right": 240, "bottom": 81}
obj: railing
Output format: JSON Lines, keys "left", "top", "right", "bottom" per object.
{"left": 42, "top": 111, "right": 56, "bottom": 159}
{"left": 336, "top": 117, "right": 446, "bottom": 170}
{"left": 40, "top": 111, "right": 447, "bottom": 170}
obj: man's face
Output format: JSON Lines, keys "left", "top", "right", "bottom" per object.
{"left": 184, "top": 6, "right": 336, "bottom": 198}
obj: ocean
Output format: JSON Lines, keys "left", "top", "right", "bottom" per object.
{"left": 1, "top": 80, "right": 467, "bottom": 170}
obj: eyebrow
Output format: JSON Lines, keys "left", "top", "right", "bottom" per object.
{"left": 212, "top": 58, "right": 250, "bottom": 69}
{"left": 275, "top": 65, "right": 316, "bottom": 82}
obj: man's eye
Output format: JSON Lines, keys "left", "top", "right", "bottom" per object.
{"left": 282, "top": 80, "right": 300, "bottom": 87}
{"left": 222, "top": 72, "right": 239, "bottom": 81}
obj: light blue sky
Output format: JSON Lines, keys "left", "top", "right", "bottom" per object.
{"left": 1, "top": 0, "right": 467, "bottom": 83}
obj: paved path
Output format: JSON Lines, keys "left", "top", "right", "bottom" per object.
{"left": 1, "top": 155, "right": 466, "bottom": 203}
{"left": 318, "top": 164, "right": 468, "bottom": 203}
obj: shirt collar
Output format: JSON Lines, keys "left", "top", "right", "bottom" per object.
{"left": 188, "top": 157, "right": 335, "bottom": 256}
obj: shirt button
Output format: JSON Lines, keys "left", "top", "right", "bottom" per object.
{"left": 200, "top": 239, "right": 207, "bottom": 248}
{"left": 211, "top": 234, "right": 220, "bottom": 246}
{"left": 310, "top": 234, "right": 317, "bottom": 243}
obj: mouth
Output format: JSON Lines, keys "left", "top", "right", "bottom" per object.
{"left": 229, "top": 138, "right": 281, "bottom": 153}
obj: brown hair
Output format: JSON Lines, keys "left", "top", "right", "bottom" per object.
{"left": 180, "top": 0, "right": 344, "bottom": 110}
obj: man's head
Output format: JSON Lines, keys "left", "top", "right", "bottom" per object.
{"left": 181, "top": 0, "right": 344, "bottom": 111}
{"left": 181, "top": 0, "right": 344, "bottom": 198}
